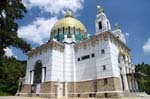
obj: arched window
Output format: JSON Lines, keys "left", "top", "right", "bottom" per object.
{"left": 98, "top": 21, "right": 102, "bottom": 29}
{"left": 79, "top": 28, "right": 81, "bottom": 34}
{"left": 58, "top": 28, "right": 60, "bottom": 35}
{"left": 73, "top": 27, "right": 76, "bottom": 34}
{"left": 62, "top": 27, "right": 64, "bottom": 34}
{"left": 68, "top": 26, "right": 70, "bottom": 34}
{"left": 33, "top": 60, "right": 42, "bottom": 84}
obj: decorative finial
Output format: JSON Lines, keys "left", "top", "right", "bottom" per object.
{"left": 114, "top": 23, "right": 120, "bottom": 30}
{"left": 97, "top": 5, "right": 104, "bottom": 14}
{"left": 65, "top": 10, "right": 73, "bottom": 17}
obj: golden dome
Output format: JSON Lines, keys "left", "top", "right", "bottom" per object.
{"left": 51, "top": 11, "right": 87, "bottom": 34}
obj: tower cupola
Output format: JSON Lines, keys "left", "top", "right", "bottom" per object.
{"left": 113, "top": 23, "right": 126, "bottom": 44}
{"left": 95, "top": 5, "right": 111, "bottom": 34}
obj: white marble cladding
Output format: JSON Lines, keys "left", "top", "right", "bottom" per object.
{"left": 63, "top": 44, "right": 76, "bottom": 82}
{"left": 75, "top": 37, "right": 115, "bottom": 81}
{"left": 108, "top": 33, "right": 133, "bottom": 83}
{"left": 51, "top": 49, "right": 64, "bottom": 81}
{"left": 25, "top": 48, "right": 53, "bottom": 84}
{"left": 109, "top": 39, "right": 120, "bottom": 78}
{"left": 25, "top": 32, "right": 132, "bottom": 83}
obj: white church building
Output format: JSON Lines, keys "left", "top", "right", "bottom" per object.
{"left": 17, "top": 5, "right": 140, "bottom": 98}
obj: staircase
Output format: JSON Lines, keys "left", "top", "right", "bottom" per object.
{"left": 124, "top": 92, "right": 149, "bottom": 97}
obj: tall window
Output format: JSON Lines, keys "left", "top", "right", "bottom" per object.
{"left": 101, "top": 49, "right": 105, "bottom": 54}
{"left": 77, "top": 58, "right": 80, "bottom": 61}
{"left": 68, "top": 26, "right": 70, "bottom": 34}
{"left": 107, "top": 21, "right": 109, "bottom": 29}
{"left": 104, "top": 78, "right": 108, "bottom": 85}
{"left": 33, "top": 60, "right": 42, "bottom": 84}
{"left": 58, "top": 28, "right": 60, "bottom": 34}
{"left": 63, "top": 27, "right": 64, "bottom": 34}
{"left": 91, "top": 53, "right": 95, "bottom": 58}
{"left": 79, "top": 28, "right": 81, "bottom": 34}
{"left": 118, "top": 58, "right": 120, "bottom": 63}
{"left": 30, "top": 71, "right": 32, "bottom": 84}
{"left": 98, "top": 21, "right": 102, "bottom": 29}
{"left": 57, "top": 28, "right": 60, "bottom": 40}
{"left": 67, "top": 26, "right": 71, "bottom": 38}
{"left": 73, "top": 27, "right": 76, "bottom": 34}
{"left": 103, "top": 65, "right": 106, "bottom": 70}
{"left": 81, "top": 55, "right": 90, "bottom": 60}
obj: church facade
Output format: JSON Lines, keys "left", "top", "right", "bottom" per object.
{"left": 17, "top": 5, "right": 139, "bottom": 98}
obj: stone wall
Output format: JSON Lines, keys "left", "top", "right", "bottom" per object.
{"left": 20, "top": 84, "right": 31, "bottom": 93}
{"left": 97, "top": 77, "right": 119, "bottom": 91}
{"left": 76, "top": 80, "right": 96, "bottom": 93}
{"left": 67, "top": 77, "right": 121, "bottom": 98}
{"left": 40, "top": 81, "right": 56, "bottom": 94}
{"left": 19, "top": 77, "right": 122, "bottom": 98}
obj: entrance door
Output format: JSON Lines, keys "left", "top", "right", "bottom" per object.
{"left": 31, "top": 84, "right": 41, "bottom": 94}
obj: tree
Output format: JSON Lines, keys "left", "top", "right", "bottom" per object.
{"left": 135, "top": 62, "right": 150, "bottom": 94}
{"left": 0, "top": 0, "right": 31, "bottom": 57}
{"left": 0, "top": 56, "right": 26, "bottom": 95}
{"left": 0, "top": 0, "right": 31, "bottom": 95}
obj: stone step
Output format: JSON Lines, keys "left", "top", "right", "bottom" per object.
{"left": 124, "top": 92, "right": 149, "bottom": 97}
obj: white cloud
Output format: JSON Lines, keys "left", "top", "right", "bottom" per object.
{"left": 18, "top": 17, "right": 58, "bottom": 45}
{"left": 143, "top": 38, "right": 150, "bottom": 53}
{"left": 23, "top": 0, "right": 84, "bottom": 15}
{"left": 19, "top": 0, "right": 85, "bottom": 45}
{"left": 125, "top": 32, "right": 129, "bottom": 36}
{"left": 4, "top": 47, "right": 17, "bottom": 58}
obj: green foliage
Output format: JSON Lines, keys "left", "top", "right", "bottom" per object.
{"left": 0, "top": 56, "right": 26, "bottom": 95}
{"left": 0, "top": 1, "right": 30, "bottom": 95}
{"left": 135, "top": 62, "right": 150, "bottom": 94}
{"left": 0, "top": 0, "right": 31, "bottom": 56}
{"left": 0, "top": 0, "right": 30, "bottom": 96}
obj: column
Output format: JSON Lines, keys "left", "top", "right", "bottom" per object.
{"left": 122, "top": 66, "right": 129, "bottom": 92}
{"left": 123, "top": 74, "right": 129, "bottom": 91}
{"left": 132, "top": 76, "right": 137, "bottom": 92}
{"left": 131, "top": 69, "right": 137, "bottom": 92}
{"left": 120, "top": 75, "right": 123, "bottom": 90}
{"left": 135, "top": 80, "right": 139, "bottom": 92}
{"left": 42, "top": 67, "right": 45, "bottom": 83}
{"left": 131, "top": 77, "right": 135, "bottom": 92}
{"left": 65, "top": 81, "right": 68, "bottom": 98}
{"left": 128, "top": 76, "right": 133, "bottom": 92}
{"left": 127, "top": 76, "right": 131, "bottom": 92}
{"left": 30, "top": 71, "right": 34, "bottom": 84}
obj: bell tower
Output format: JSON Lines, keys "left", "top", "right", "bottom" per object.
{"left": 113, "top": 23, "right": 126, "bottom": 44}
{"left": 95, "top": 5, "right": 111, "bottom": 34}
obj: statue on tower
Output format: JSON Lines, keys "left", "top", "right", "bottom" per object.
{"left": 97, "top": 5, "right": 104, "bottom": 13}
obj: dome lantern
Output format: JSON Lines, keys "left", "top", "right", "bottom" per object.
{"left": 65, "top": 10, "right": 73, "bottom": 17}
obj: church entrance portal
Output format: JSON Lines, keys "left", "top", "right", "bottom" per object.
{"left": 31, "top": 60, "right": 42, "bottom": 93}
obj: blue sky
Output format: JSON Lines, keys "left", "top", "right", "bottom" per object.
{"left": 5, "top": 0, "right": 150, "bottom": 64}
